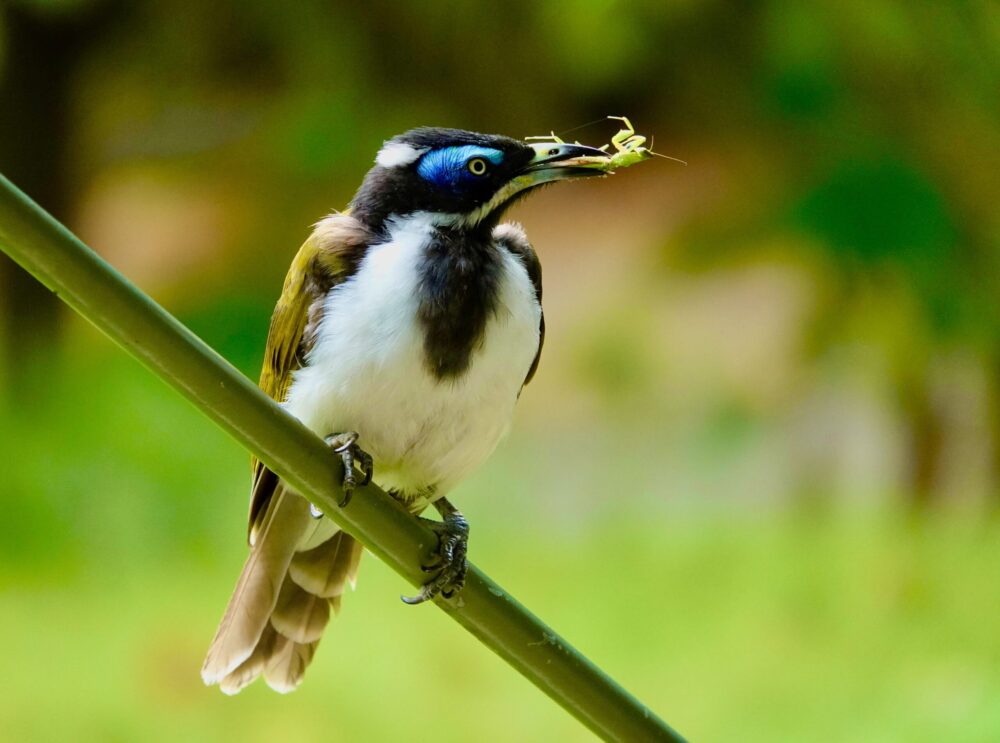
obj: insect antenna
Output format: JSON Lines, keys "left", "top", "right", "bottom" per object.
{"left": 555, "top": 117, "right": 610, "bottom": 138}
{"left": 526, "top": 117, "right": 615, "bottom": 142}
{"left": 648, "top": 135, "right": 687, "bottom": 165}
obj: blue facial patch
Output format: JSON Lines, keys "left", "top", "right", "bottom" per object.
{"left": 417, "top": 146, "right": 504, "bottom": 189}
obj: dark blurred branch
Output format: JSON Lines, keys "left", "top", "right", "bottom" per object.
{"left": 0, "top": 173, "right": 686, "bottom": 743}
{"left": 0, "top": 0, "right": 129, "bottom": 396}
{"left": 0, "top": 0, "right": 125, "bottom": 392}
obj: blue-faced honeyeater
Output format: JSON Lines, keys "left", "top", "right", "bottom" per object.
{"left": 201, "top": 127, "right": 608, "bottom": 693}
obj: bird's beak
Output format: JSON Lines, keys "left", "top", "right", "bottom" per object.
{"left": 518, "top": 142, "right": 611, "bottom": 186}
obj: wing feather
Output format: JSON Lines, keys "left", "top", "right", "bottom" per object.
{"left": 247, "top": 213, "right": 374, "bottom": 541}
{"left": 493, "top": 223, "right": 544, "bottom": 387}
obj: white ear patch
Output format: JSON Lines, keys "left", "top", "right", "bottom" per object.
{"left": 375, "top": 142, "right": 428, "bottom": 168}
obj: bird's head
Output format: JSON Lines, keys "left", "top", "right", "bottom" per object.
{"left": 350, "top": 127, "right": 607, "bottom": 234}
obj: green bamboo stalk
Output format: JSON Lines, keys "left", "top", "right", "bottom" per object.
{"left": 0, "top": 172, "right": 686, "bottom": 742}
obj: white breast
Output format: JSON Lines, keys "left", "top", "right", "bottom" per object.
{"left": 282, "top": 214, "right": 540, "bottom": 502}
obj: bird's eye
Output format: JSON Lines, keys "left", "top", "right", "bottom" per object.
{"left": 467, "top": 157, "right": 488, "bottom": 176}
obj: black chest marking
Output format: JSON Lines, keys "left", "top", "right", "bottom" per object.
{"left": 417, "top": 228, "right": 502, "bottom": 380}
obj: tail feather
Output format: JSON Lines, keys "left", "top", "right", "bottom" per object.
{"left": 218, "top": 624, "right": 278, "bottom": 695}
{"left": 263, "top": 633, "right": 318, "bottom": 694}
{"left": 271, "top": 578, "right": 330, "bottom": 644}
{"left": 202, "top": 488, "right": 312, "bottom": 684}
{"left": 203, "top": 493, "right": 363, "bottom": 694}
{"left": 289, "top": 530, "right": 363, "bottom": 598}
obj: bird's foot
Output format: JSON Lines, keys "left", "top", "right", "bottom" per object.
{"left": 402, "top": 497, "right": 469, "bottom": 605}
{"left": 322, "top": 431, "right": 373, "bottom": 509}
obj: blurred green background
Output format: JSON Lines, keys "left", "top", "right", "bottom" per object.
{"left": 1, "top": 1, "right": 999, "bottom": 740}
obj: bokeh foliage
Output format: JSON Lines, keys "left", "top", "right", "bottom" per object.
{"left": 1, "top": 1, "right": 998, "bottom": 740}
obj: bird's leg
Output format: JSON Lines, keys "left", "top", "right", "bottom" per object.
{"left": 402, "top": 496, "right": 469, "bottom": 605}
{"left": 322, "top": 431, "right": 373, "bottom": 510}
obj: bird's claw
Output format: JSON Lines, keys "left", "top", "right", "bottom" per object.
{"left": 402, "top": 508, "right": 469, "bottom": 605}
{"left": 324, "top": 431, "right": 373, "bottom": 508}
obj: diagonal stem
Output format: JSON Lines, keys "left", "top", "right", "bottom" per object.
{"left": 0, "top": 172, "right": 686, "bottom": 743}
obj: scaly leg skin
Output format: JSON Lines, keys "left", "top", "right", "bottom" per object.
{"left": 402, "top": 496, "right": 469, "bottom": 605}
{"left": 320, "top": 431, "right": 373, "bottom": 510}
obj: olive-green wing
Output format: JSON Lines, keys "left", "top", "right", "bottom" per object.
{"left": 493, "top": 224, "right": 544, "bottom": 387}
{"left": 247, "top": 213, "right": 372, "bottom": 542}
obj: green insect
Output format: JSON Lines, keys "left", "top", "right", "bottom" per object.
{"left": 526, "top": 116, "right": 684, "bottom": 173}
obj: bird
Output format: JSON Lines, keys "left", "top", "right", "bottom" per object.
{"left": 201, "top": 126, "right": 607, "bottom": 694}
